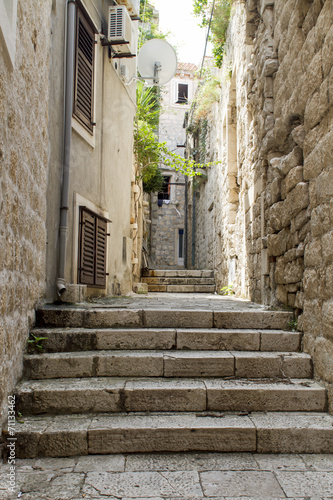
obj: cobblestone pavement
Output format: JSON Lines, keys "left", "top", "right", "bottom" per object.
{"left": 1, "top": 452, "right": 333, "bottom": 499}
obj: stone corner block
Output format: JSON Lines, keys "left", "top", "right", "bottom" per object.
{"left": 133, "top": 282, "right": 148, "bottom": 294}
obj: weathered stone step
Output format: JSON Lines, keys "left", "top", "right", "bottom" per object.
{"left": 142, "top": 270, "right": 214, "bottom": 278}
{"left": 23, "top": 351, "right": 312, "bottom": 380}
{"left": 30, "top": 327, "right": 302, "bottom": 353}
{"left": 146, "top": 284, "right": 216, "bottom": 293}
{"left": 142, "top": 277, "right": 215, "bottom": 285}
{"left": 14, "top": 411, "right": 333, "bottom": 458}
{"left": 16, "top": 378, "right": 326, "bottom": 415}
{"left": 36, "top": 306, "right": 293, "bottom": 330}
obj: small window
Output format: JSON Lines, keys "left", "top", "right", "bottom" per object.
{"left": 178, "top": 228, "right": 184, "bottom": 265}
{"left": 78, "top": 207, "right": 108, "bottom": 287}
{"left": 158, "top": 176, "right": 171, "bottom": 201}
{"left": 73, "top": 6, "right": 96, "bottom": 135}
{"left": 176, "top": 83, "right": 188, "bottom": 104}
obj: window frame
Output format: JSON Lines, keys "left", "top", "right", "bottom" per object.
{"left": 157, "top": 176, "right": 171, "bottom": 201}
{"left": 175, "top": 82, "right": 189, "bottom": 104}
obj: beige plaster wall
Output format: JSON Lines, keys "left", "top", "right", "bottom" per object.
{"left": 0, "top": 0, "right": 52, "bottom": 428}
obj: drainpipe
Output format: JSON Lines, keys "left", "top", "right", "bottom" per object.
{"left": 56, "top": 0, "right": 76, "bottom": 296}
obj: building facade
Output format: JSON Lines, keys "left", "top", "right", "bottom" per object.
{"left": 149, "top": 63, "right": 197, "bottom": 269}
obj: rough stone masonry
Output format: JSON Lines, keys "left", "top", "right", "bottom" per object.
{"left": 186, "top": 0, "right": 333, "bottom": 409}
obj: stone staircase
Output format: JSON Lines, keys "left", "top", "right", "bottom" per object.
{"left": 13, "top": 303, "right": 333, "bottom": 458}
{"left": 141, "top": 269, "right": 215, "bottom": 293}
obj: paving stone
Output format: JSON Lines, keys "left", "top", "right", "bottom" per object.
{"left": 125, "top": 452, "right": 259, "bottom": 472}
{"left": 163, "top": 351, "right": 235, "bottom": 377}
{"left": 276, "top": 471, "right": 333, "bottom": 497}
{"left": 200, "top": 470, "right": 286, "bottom": 497}
{"left": 123, "top": 379, "right": 207, "bottom": 411}
{"left": 176, "top": 329, "right": 260, "bottom": 351}
{"left": 300, "top": 454, "right": 333, "bottom": 470}
{"left": 234, "top": 352, "right": 312, "bottom": 378}
{"left": 253, "top": 453, "right": 307, "bottom": 471}
{"left": 206, "top": 379, "right": 326, "bottom": 412}
{"left": 251, "top": 412, "right": 333, "bottom": 453}
{"left": 144, "top": 309, "right": 213, "bottom": 328}
{"left": 74, "top": 454, "right": 125, "bottom": 472}
{"left": 15, "top": 457, "right": 77, "bottom": 472}
{"left": 83, "top": 470, "right": 203, "bottom": 498}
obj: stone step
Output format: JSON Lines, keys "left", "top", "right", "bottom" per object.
{"left": 15, "top": 378, "right": 326, "bottom": 415}
{"left": 23, "top": 351, "right": 313, "bottom": 380}
{"left": 142, "top": 270, "right": 214, "bottom": 278}
{"left": 36, "top": 306, "right": 293, "bottom": 330}
{"left": 14, "top": 411, "right": 333, "bottom": 458}
{"left": 30, "top": 327, "right": 302, "bottom": 353}
{"left": 141, "top": 277, "right": 215, "bottom": 285}
{"left": 146, "top": 284, "right": 216, "bottom": 293}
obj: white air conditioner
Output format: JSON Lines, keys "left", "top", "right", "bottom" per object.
{"left": 108, "top": 5, "right": 135, "bottom": 55}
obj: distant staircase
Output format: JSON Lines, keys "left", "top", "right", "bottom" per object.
{"left": 11, "top": 301, "right": 333, "bottom": 458}
{"left": 141, "top": 269, "right": 215, "bottom": 293}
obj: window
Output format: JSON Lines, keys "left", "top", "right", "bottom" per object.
{"left": 176, "top": 83, "right": 188, "bottom": 104}
{"left": 78, "top": 207, "right": 108, "bottom": 287}
{"left": 158, "top": 176, "right": 171, "bottom": 201}
{"left": 178, "top": 228, "right": 184, "bottom": 265}
{"left": 73, "top": 6, "right": 96, "bottom": 135}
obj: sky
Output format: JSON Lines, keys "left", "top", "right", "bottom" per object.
{"left": 150, "top": 0, "right": 212, "bottom": 66}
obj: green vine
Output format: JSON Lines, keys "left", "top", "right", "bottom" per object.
{"left": 193, "top": 0, "right": 233, "bottom": 68}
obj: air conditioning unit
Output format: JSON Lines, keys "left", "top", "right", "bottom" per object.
{"left": 108, "top": 5, "right": 135, "bottom": 55}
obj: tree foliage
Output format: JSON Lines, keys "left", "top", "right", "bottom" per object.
{"left": 134, "top": 83, "right": 204, "bottom": 194}
{"left": 193, "top": 0, "right": 232, "bottom": 68}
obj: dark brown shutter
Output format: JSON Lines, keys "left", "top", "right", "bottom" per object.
{"left": 78, "top": 208, "right": 108, "bottom": 287}
{"left": 95, "top": 217, "right": 107, "bottom": 287}
{"left": 79, "top": 209, "right": 95, "bottom": 285}
{"left": 74, "top": 8, "right": 95, "bottom": 134}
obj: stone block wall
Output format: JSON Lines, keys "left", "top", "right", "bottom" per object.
{"left": 150, "top": 173, "right": 186, "bottom": 269}
{"left": 187, "top": 0, "right": 333, "bottom": 406}
{"left": 0, "top": 0, "right": 52, "bottom": 429}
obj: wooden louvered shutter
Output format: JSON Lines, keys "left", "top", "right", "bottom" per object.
{"left": 95, "top": 217, "right": 107, "bottom": 287}
{"left": 74, "top": 8, "right": 95, "bottom": 134}
{"left": 78, "top": 208, "right": 108, "bottom": 287}
{"left": 79, "top": 209, "right": 95, "bottom": 285}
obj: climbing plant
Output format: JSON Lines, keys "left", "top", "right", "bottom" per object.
{"left": 193, "top": 0, "right": 233, "bottom": 68}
